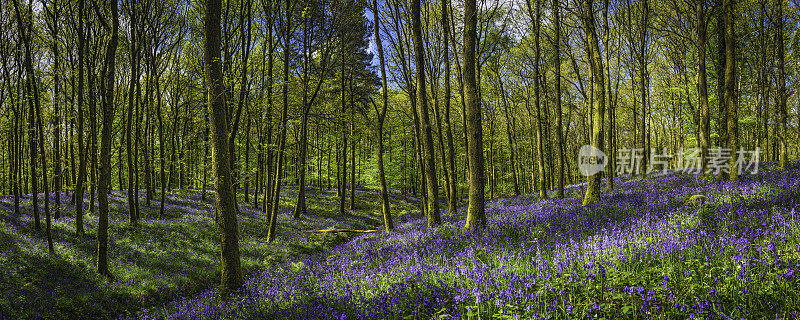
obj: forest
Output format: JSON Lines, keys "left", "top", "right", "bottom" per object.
{"left": 1, "top": 0, "right": 799, "bottom": 318}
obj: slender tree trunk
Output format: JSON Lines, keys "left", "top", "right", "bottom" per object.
{"left": 525, "top": 0, "right": 548, "bottom": 200}
{"left": 724, "top": 0, "right": 738, "bottom": 181}
{"left": 715, "top": 0, "right": 727, "bottom": 154}
{"left": 97, "top": 0, "right": 119, "bottom": 280}
{"left": 267, "top": 0, "right": 291, "bottom": 242}
{"left": 371, "top": 16, "right": 394, "bottom": 229}
{"left": 603, "top": 0, "right": 614, "bottom": 191}
{"left": 263, "top": 0, "right": 274, "bottom": 216}
{"left": 697, "top": 0, "right": 710, "bottom": 177}
{"left": 157, "top": 66, "right": 167, "bottom": 216}
{"left": 553, "top": 0, "right": 565, "bottom": 199}
{"left": 13, "top": 0, "right": 41, "bottom": 232}
{"left": 440, "top": 0, "right": 456, "bottom": 216}
{"left": 75, "top": 0, "right": 86, "bottom": 235}
{"left": 463, "top": 0, "right": 485, "bottom": 232}
{"left": 349, "top": 98, "right": 355, "bottom": 210}
{"left": 89, "top": 39, "right": 98, "bottom": 214}
{"left": 205, "top": 0, "right": 244, "bottom": 293}
{"left": 778, "top": 0, "right": 787, "bottom": 170}
{"left": 126, "top": 4, "right": 139, "bottom": 225}
{"left": 581, "top": 0, "right": 606, "bottom": 206}
{"left": 412, "top": 0, "right": 440, "bottom": 227}
{"left": 639, "top": 0, "right": 649, "bottom": 178}
{"left": 49, "top": 0, "right": 62, "bottom": 220}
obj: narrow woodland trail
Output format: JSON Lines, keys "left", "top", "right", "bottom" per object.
{"left": 0, "top": 187, "right": 419, "bottom": 319}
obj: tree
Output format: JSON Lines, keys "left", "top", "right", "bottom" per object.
{"left": 724, "top": 0, "right": 738, "bottom": 181}
{"left": 205, "top": 0, "right": 244, "bottom": 293}
{"left": 778, "top": 0, "right": 787, "bottom": 170}
{"left": 372, "top": 0, "right": 393, "bottom": 231}
{"left": 267, "top": 0, "right": 292, "bottom": 242}
{"left": 125, "top": 0, "right": 142, "bottom": 225}
{"left": 97, "top": 0, "right": 120, "bottom": 280}
{"left": 581, "top": 0, "right": 606, "bottom": 206}
{"left": 524, "top": 0, "right": 547, "bottom": 200}
{"left": 463, "top": 0, "right": 485, "bottom": 232}
{"left": 75, "top": 0, "right": 87, "bottom": 235}
{"left": 44, "top": 0, "right": 62, "bottom": 220}
{"left": 13, "top": 0, "right": 53, "bottom": 252}
{"left": 553, "top": 0, "right": 565, "bottom": 199}
{"left": 442, "top": 0, "right": 457, "bottom": 216}
{"left": 293, "top": 0, "right": 338, "bottom": 219}
{"left": 12, "top": 0, "right": 40, "bottom": 233}
{"left": 412, "top": 0, "right": 440, "bottom": 227}
{"left": 697, "top": 0, "right": 710, "bottom": 177}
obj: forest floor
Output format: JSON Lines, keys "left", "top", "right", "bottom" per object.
{"left": 129, "top": 162, "right": 800, "bottom": 319}
{"left": 0, "top": 186, "right": 421, "bottom": 319}
{"left": 4, "top": 163, "right": 800, "bottom": 319}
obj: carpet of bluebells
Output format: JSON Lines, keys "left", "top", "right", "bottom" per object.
{"left": 132, "top": 163, "right": 800, "bottom": 319}
{"left": 0, "top": 187, "right": 412, "bottom": 319}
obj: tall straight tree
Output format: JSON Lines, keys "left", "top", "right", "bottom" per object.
{"left": 16, "top": 0, "right": 53, "bottom": 252}
{"left": 525, "top": 0, "right": 547, "bottom": 200}
{"left": 125, "top": 0, "right": 141, "bottom": 225}
{"left": 292, "top": 0, "right": 335, "bottom": 219}
{"left": 12, "top": 0, "right": 40, "bottom": 232}
{"left": 553, "top": 0, "right": 565, "bottom": 199}
{"left": 638, "top": 0, "right": 649, "bottom": 178}
{"left": 262, "top": 0, "right": 275, "bottom": 219}
{"left": 97, "top": 0, "right": 119, "bottom": 279}
{"left": 204, "top": 0, "right": 244, "bottom": 293}
{"left": 45, "top": 0, "right": 62, "bottom": 220}
{"left": 236, "top": 0, "right": 253, "bottom": 205}
{"left": 581, "top": 0, "right": 606, "bottom": 206}
{"left": 372, "top": 0, "right": 393, "bottom": 231}
{"left": 412, "top": 0, "right": 440, "bottom": 227}
{"left": 463, "top": 0, "right": 486, "bottom": 232}
{"left": 778, "top": 0, "right": 787, "bottom": 170}
{"left": 442, "top": 0, "right": 457, "bottom": 215}
{"left": 268, "top": 0, "right": 291, "bottom": 242}
{"left": 697, "top": 0, "right": 710, "bottom": 177}
{"left": 724, "top": 0, "right": 738, "bottom": 181}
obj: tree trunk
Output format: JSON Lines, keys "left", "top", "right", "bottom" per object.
{"left": 267, "top": 0, "right": 291, "bottom": 242}
{"left": 697, "top": 0, "right": 710, "bottom": 177}
{"left": 553, "top": 0, "right": 565, "bottom": 199}
{"left": 778, "top": 0, "right": 787, "bottom": 170}
{"left": 372, "top": 0, "right": 393, "bottom": 231}
{"left": 75, "top": 0, "right": 87, "bottom": 235}
{"left": 97, "top": 0, "right": 119, "bottom": 280}
{"left": 639, "top": 0, "right": 649, "bottom": 178}
{"left": 13, "top": 0, "right": 41, "bottom": 232}
{"left": 412, "top": 0, "right": 440, "bottom": 227}
{"left": 126, "top": 4, "right": 140, "bottom": 225}
{"left": 581, "top": 0, "right": 606, "bottom": 206}
{"left": 204, "top": 0, "right": 244, "bottom": 293}
{"left": 49, "top": 0, "right": 62, "bottom": 220}
{"left": 463, "top": 0, "right": 485, "bottom": 232}
{"left": 724, "top": 0, "right": 738, "bottom": 181}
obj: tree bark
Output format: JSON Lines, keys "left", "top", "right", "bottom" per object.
{"left": 75, "top": 0, "right": 87, "bottom": 235}
{"left": 581, "top": 0, "right": 606, "bottom": 206}
{"left": 412, "top": 0, "right": 440, "bottom": 227}
{"left": 553, "top": 0, "right": 565, "bottom": 199}
{"left": 204, "top": 0, "right": 244, "bottom": 293}
{"left": 371, "top": 0, "right": 392, "bottom": 231}
{"left": 724, "top": 0, "right": 738, "bottom": 181}
{"left": 126, "top": 2, "right": 140, "bottom": 225}
{"left": 778, "top": 0, "right": 787, "bottom": 170}
{"left": 463, "top": 0, "right": 485, "bottom": 232}
{"left": 267, "top": 0, "right": 291, "bottom": 242}
{"left": 697, "top": 0, "right": 710, "bottom": 177}
{"left": 97, "top": 0, "right": 119, "bottom": 280}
